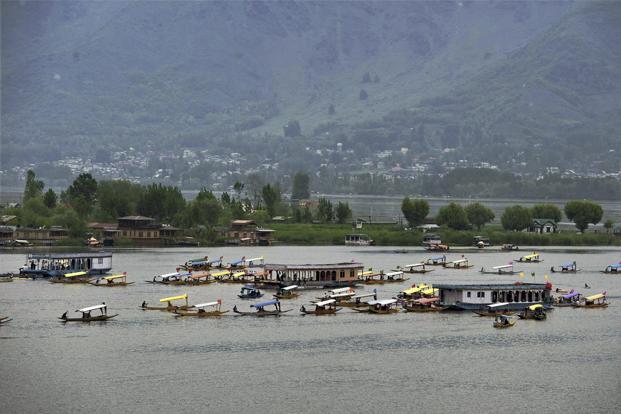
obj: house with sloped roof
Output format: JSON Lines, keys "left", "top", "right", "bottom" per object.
{"left": 529, "top": 218, "right": 557, "bottom": 234}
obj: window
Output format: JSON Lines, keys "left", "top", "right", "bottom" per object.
{"left": 123, "top": 231, "right": 127, "bottom": 236}
{"left": 340, "top": 271, "right": 345, "bottom": 279}
{"left": 350, "top": 269, "right": 354, "bottom": 277}
{"left": 98, "top": 258, "right": 103, "bottom": 264}
{"left": 139, "top": 231, "right": 143, "bottom": 238}
{"left": 467, "top": 291, "right": 471, "bottom": 298}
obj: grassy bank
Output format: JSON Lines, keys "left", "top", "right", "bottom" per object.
{"left": 269, "top": 223, "right": 621, "bottom": 246}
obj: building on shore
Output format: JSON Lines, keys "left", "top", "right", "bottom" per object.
{"left": 87, "top": 216, "right": 181, "bottom": 246}
{"left": 15, "top": 226, "right": 69, "bottom": 242}
{"left": 222, "top": 220, "right": 275, "bottom": 246}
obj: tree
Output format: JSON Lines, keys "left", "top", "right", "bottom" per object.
{"left": 283, "top": 120, "right": 301, "bottom": 137}
{"left": 97, "top": 180, "right": 143, "bottom": 220}
{"left": 137, "top": 183, "right": 186, "bottom": 222}
{"left": 66, "top": 173, "right": 98, "bottom": 216}
{"left": 604, "top": 219, "right": 614, "bottom": 233}
{"left": 233, "top": 181, "right": 244, "bottom": 199}
{"left": 564, "top": 200, "right": 604, "bottom": 232}
{"left": 359, "top": 89, "right": 368, "bottom": 100}
{"left": 43, "top": 188, "right": 57, "bottom": 209}
{"left": 465, "top": 202, "right": 495, "bottom": 230}
{"left": 292, "top": 172, "right": 310, "bottom": 200}
{"left": 531, "top": 204, "right": 562, "bottom": 222}
{"left": 261, "top": 184, "right": 281, "bottom": 218}
{"left": 317, "top": 198, "right": 334, "bottom": 223}
{"left": 401, "top": 197, "right": 429, "bottom": 228}
{"left": 501, "top": 205, "right": 532, "bottom": 231}
{"left": 336, "top": 202, "right": 352, "bottom": 224}
{"left": 436, "top": 202, "right": 469, "bottom": 230}
{"left": 23, "top": 169, "right": 44, "bottom": 202}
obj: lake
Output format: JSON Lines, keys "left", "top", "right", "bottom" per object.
{"left": 1, "top": 246, "right": 620, "bottom": 413}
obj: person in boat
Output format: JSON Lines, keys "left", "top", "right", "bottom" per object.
{"left": 152, "top": 276, "right": 156, "bottom": 282}
{"left": 233, "top": 305, "right": 238, "bottom": 313}
{"left": 61, "top": 311, "right": 67, "bottom": 320}
{"left": 107, "top": 278, "right": 113, "bottom": 284}
{"left": 300, "top": 305, "right": 306, "bottom": 313}
{"left": 585, "top": 283, "right": 590, "bottom": 289}
{"left": 141, "top": 301, "right": 147, "bottom": 308}
{"left": 101, "top": 302, "right": 107, "bottom": 315}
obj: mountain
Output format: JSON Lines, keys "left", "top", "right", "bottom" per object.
{"left": 1, "top": 0, "right": 619, "bottom": 182}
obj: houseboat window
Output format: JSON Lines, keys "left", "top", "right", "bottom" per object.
{"left": 123, "top": 231, "right": 127, "bottom": 236}
{"left": 467, "top": 292, "right": 471, "bottom": 298}
{"left": 534, "top": 292, "right": 540, "bottom": 302}
{"left": 350, "top": 269, "right": 355, "bottom": 278}
{"left": 340, "top": 271, "right": 345, "bottom": 279}
{"left": 139, "top": 231, "right": 143, "bottom": 237}
{"left": 528, "top": 291, "right": 533, "bottom": 302}
{"left": 513, "top": 291, "right": 519, "bottom": 302}
{"left": 521, "top": 291, "right": 526, "bottom": 302}
{"left": 315, "top": 271, "right": 320, "bottom": 281}
{"left": 320, "top": 271, "right": 325, "bottom": 281}
{"left": 98, "top": 258, "right": 103, "bottom": 264}
{"left": 507, "top": 292, "right": 513, "bottom": 302}
{"left": 499, "top": 291, "right": 505, "bottom": 302}
{"left": 491, "top": 291, "right": 498, "bottom": 303}
{"left": 332, "top": 271, "right": 337, "bottom": 281}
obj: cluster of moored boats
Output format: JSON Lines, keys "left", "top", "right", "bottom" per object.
{"left": 0, "top": 252, "right": 616, "bottom": 328}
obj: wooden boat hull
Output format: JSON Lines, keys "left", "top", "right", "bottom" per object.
{"left": 573, "top": 303, "right": 608, "bottom": 308}
{"left": 480, "top": 271, "right": 518, "bottom": 275}
{"left": 300, "top": 308, "right": 341, "bottom": 315}
{"left": 550, "top": 268, "right": 578, "bottom": 273}
{"left": 404, "top": 305, "right": 448, "bottom": 312}
{"left": 50, "top": 278, "right": 92, "bottom": 284}
{"left": 273, "top": 293, "right": 300, "bottom": 299}
{"left": 233, "top": 309, "right": 292, "bottom": 317}
{"left": 238, "top": 294, "right": 264, "bottom": 299}
{"left": 353, "top": 308, "right": 400, "bottom": 314}
{"left": 493, "top": 320, "right": 516, "bottom": 328}
{"left": 144, "top": 280, "right": 188, "bottom": 285}
{"left": 174, "top": 310, "right": 229, "bottom": 317}
{"left": 396, "top": 269, "right": 433, "bottom": 274}
{"left": 90, "top": 282, "right": 135, "bottom": 287}
{"left": 0, "top": 316, "right": 11, "bottom": 324}
{"left": 443, "top": 265, "right": 474, "bottom": 270}
{"left": 473, "top": 310, "right": 516, "bottom": 317}
{"left": 518, "top": 313, "right": 547, "bottom": 320}
{"left": 360, "top": 278, "right": 409, "bottom": 285}
{"left": 516, "top": 260, "right": 543, "bottom": 263}
{"left": 60, "top": 314, "right": 118, "bottom": 322}
{"left": 141, "top": 305, "right": 191, "bottom": 312}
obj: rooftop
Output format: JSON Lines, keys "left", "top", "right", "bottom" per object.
{"left": 435, "top": 283, "right": 548, "bottom": 290}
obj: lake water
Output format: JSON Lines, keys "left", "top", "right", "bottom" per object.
{"left": 1, "top": 246, "right": 620, "bottom": 413}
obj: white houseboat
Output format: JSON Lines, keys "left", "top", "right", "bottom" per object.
{"left": 263, "top": 262, "right": 364, "bottom": 288}
{"left": 344, "top": 234, "right": 374, "bottom": 246}
{"left": 435, "top": 282, "right": 552, "bottom": 311}
{"left": 20, "top": 252, "right": 113, "bottom": 278}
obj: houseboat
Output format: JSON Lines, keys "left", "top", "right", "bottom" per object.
{"left": 435, "top": 282, "right": 553, "bottom": 311}
{"left": 345, "top": 234, "right": 375, "bottom": 246}
{"left": 20, "top": 252, "right": 113, "bottom": 278}
{"left": 422, "top": 234, "right": 442, "bottom": 248}
{"left": 551, "top": 261, "right": 578, "bottom": 273}
{"left": 263, "top": 262, "right": 364, "bottom": 288}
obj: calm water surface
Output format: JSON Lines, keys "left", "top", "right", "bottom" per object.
{"left": 1, "top": 246, "right": 620, "bottom": 414}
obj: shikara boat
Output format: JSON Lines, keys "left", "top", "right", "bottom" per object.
{"left": 180, "top": 256, "right": 223, "bottom": 272}
{"left": 232, "top": 300, "right": 291, "bottom": 317}
{"left": 49, "top": 271, "right": 92, "bottom": 284}
{"left": 403, "top": 297, "right": 447, "bottom": 312}
{"left": 516, "top": 252, "right": 543, "bottom": 263}
{"left": 146, "top": 271, "right": 191, "bottom": 285}
{"left": 238, "top": 285, "right": 263, "bottom": 299}
{"left": 185, "top": 271, "right": 214, "bottom": 286}
{"left": 424, "top": 256, "right": 447, "bottom": 266}
{"left": 518, "top": 304, "right": 547, "bottom": 320}
{"left": 59, "top": 303, "right": 117, "bottom": 322}
{"left": 394, "top": 263, "right": 433, "bottom": 274}
{"left": 228, "top": 256, "right": 264, "bottom": 270}
{"left": 555, "top": 291, "right": 581, "bottom": 307}
{"left": 473, "top": 302, "right": 516, "bottom": 317}
{"left": 550, "top": 262, "right": 579, "bottom": 273}
{"left": 338, "top": 291, "right": 377, "bottom": 308}
{"left": 480, "top": 264, "right": 520, "bottom": 275}
{"left": 443, "top": 258, "right": 473, "bottom": 269}
{"left": 426, "top": 243, "right": 449, "bottom": 252}
{"left": 0, "top": 273, "right": 14, "bottom": 282}
{"left": 300, "top": 299, "right": 341, "bottom": 315}
{"left": 174, "top": 300, "right": 229, "bottom": 317}
{"left": 90, "top": 273, "right": 134, "bottom": 287}
{"left": 493, "top": 314, "right": 516, "bottom": 329}
{"left": 217, "top": 271, "right": 253, "bottom": 284}
{"left": 0, "top": 316, "right": 12, "bottom": 324}
{"left": 501, "top": 244, "right": 519, "bottom": 251}
{"left": 141, "top": 294, "right": 191, "bottom": 311}
{"left": 574, "top": 293, "right": 608, "bottom": 309}
{"left": 353, "top": 299, "right": 400, "bottom": 314}
{"left": 360, "top": 271, "right": 408, "bottom": 285}
{"left": 316, "top": 287, "right": 355, "bottom": 301}
{"left": 601, "top": 263, "right": 621, "bottom": 274}
{"left": 273, "top": 285, "right": 300, "bottom": 299}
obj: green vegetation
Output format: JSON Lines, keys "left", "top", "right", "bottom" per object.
{"left": 401, "top": 198, "right": 429, "bottom": 228}
{"left": 335, "top": 202, "right": 352, "bottom": 225}
{"left": 291, "top": 172, "right": 310, "bottom": 200}
{"left": 465, "top": 203, "right": 495, "bottom": 231}
{"left": 436, "top": 203, "right": 469, "bottom": 231}
{"left": 564, "top": 200, "right": 604, "bottom": 232}
{"left": 501, "top": 206, "right": 533, "bottom": 232}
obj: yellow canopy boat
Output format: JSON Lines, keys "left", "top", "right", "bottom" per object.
{"left": 91, "top": 273, "right": 134, "bottom": 287}
{"left": 141, "top": 293, "right": 191, "bottom": 311}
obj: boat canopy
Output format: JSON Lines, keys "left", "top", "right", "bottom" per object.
{"left": 241, "top": 285, "right": 257, "bottom": 290}
{"left": 229, "top": 258, "right": 246, "bottom": 266}
{"left": 193, "top": 301, "right": 220, "bottom": 308}
{"left": 384, "top": 271, "right": 404, "bottom": 277}
{"left": 77, "top": 304, "right": 106, "bottom": 313}
{"left": 358, "top": 270, "right": 374, "bottom": 276}
{"left": 160, "top": 294, "right": 188, "bottom": 303}
{"left": 65, "top": 271, "right": 88, "bottom": 278}
{"left": 315, "top": 299, "right": 336, "bottom": 307}
{"left": 281, "top": 285, "right": 298, "bottom": 291}
{"left": 450, "top": 259, "right": 468, "bottom": 264}
{"left": 585, "top": 293, "right": 605, "bottom": 301}
{"left": 103, "top": 274, "right": 126, "bottom": 281}
{"left": 522, "top": 253, "right": 539, "bottom": 259}
{"left": 402, "top": 284, "right": 429, "bottom": 295}
{"left": 404, "top": 263, "right": 425, "bottom": 268}
{"left": 430, "top": 256, "right": 445, "bottom": 260}
{"left": 562, "top": 291, "right": 580, "bottom": 299}
{"left": 330, "top": 292, "right": 356, "bottom": 299}
{"left": 245, "top": 257, "right": 264, "bottom": 263}
{"left": 607, "top": 263, "right": 621, "bottom": 269}
{"left": 160, "top": 272, "right": 181, "bottom": 279}
{"left": 488, "top": 302, "right": 510, "bottom": 308}
{"left": 528, "top": 304, "right": 544, "bottom": 311}
{"left": 189, "top": 272, "right": 210, "bottom": 280}
{"left": 353, "top": 293, "right": 376, "bottom": 299}
{"left": 421, "top": 287, "right": 437, "bottom": 296}
{"left": 329, "top": 287, "right": 354, "bottom": 295}
{"left": 561, "top": 262, "right": 575, "bottom": 268}
{"left": 492, "top": 264, "right": 513, "bottom": 270}
{"left": 231, "top": 271, "right": 246, "bottom": 278}
{"left": 252, "top": 300, "right": 279, "bottom": 308}
{"left": 416, "top": 297, "right": 439, "bottom": 305}
{"left": 368, "top": 299, "right": 397, "bottom": 306}
{"left": 211, "top": 270, "right": 230, "bottom": 277}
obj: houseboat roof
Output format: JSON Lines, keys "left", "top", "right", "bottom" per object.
{"left": 368, "top": 299, "right": 397, "bottom": 306}
{"left": 27, "top": 252, "right": 112, "bottom": 259}
{"left": 266, "top": 262, "right": 364, "bottom": 271}
{"left": 434, "top": 283, "right": 548, "bottom": 291}
{"left": 384, "top": 271, "right": 404, "bottom": 277}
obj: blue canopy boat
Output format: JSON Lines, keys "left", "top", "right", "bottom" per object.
{"left": 602, "top": 263, "right": 621, "bottom": 274}
{"left": 555, "top": 290, "right": 581, "bottom": 307}
{"left": 233, "top": 299, "right": 290, "bottom": 316}
{"left": 550, "top": 261, "right": 578, "bottom": 273}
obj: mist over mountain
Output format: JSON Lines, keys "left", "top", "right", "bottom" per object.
{"left": 2, "top": 0, "right": 620, "bottom": 190}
